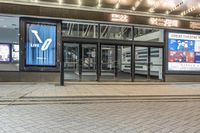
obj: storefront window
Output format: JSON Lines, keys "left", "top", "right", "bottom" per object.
{"left": 134, "top": 27, "right": 164, "bottom": 42}
{"left": 62, "top": 21, "right": 98, "bottom": 38}
{"left": 100, "top": 24, "right": 132, "bottom": 40}
{"left": 0, "top": 16, "right": 19, "bottom": 71}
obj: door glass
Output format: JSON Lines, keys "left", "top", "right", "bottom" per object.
{"left": 135, "top": 47, "right": 148, "bottom": 81}
{"left": 150, "top": 47, "right": 163, "bottom": 80}
{"left": 64, "top": 43, "right": 79, "bottom": 80}
{"left": 101, "top": 45, "right": 115, "bottom": 80}
{"left": 117, "top": 46, "right": 131, "bottom": 81}
{"left": 82, "top": 44, "right": 97, "bottom": 80}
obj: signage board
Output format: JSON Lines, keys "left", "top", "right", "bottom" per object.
{"left": 168, "top": 32, "right": 200, "bottom": 71}
{"left": 26, "top": 23, "right": 56, "bottom": 66}
{"left": 111, "top": 14, "right": 129, "bottom": 23}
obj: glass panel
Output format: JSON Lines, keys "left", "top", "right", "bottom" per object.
{"left": 117, "top": 46, "right": 131, "bottom": 81}
{"left": 134, "top": 27, "right": 164, "bottom": 42}
{"left": 62, "top": 21, "right": 98, "bottom": 38}
{"left": 64, "top": 43, "right": 79, "bottom": 80}
{"left": 135, "top": 47, "right": 148, "bottom": 80}
{"left": 150, "top": 47, "right": 163, "bottom": 80}
{"left": 100, "top": 24, "right": 132, "bottom": 40}
{"left": 101, "top": 45, "right": 115, "bottom": 80}
{"left": 0, "top": 16, "right": 19, "bottom": 71}
{"left": 82, "top": 44, "right": 97, "bottom": 80}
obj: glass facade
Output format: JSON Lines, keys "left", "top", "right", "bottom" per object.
{"left": 134, "top": 27, "right": 164, "bottom": 42}
{"left": 100, "top": 24, "right": 132, "bottom": 40}
{"left": 62, "top": 22, "right": 98, "bottom": 38}
{"left": 62, "top": 21, "right": 164, "bottom": 81}
{"left": 0, "top": 16, "right": 19, "bottom": 71}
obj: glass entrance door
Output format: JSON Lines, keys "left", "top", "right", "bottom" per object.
{"left": 100, "top": 45, "right": 115, "bottom": 80}
{"left": 150, "top": 47, "right": 163, "bottom": 81}
{"left": 64, "top": 43, "right": 79, "bottom": 80}
{"left": 134, "top": 46, "right": 149, "bottom": 81}
{"left": 117, "top": 46, "right": 131, "bottom": 81}
{"left": 100, "top": 45, "right": 132, "bottom": 81}
{"left": 82, "top": 44, "right": 97, "bottom": 80}
{"left": 134, "top": 46, "right": 163, "bottom": 81}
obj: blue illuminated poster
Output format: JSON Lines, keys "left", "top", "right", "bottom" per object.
{"left": 168, "top": 32, "right": 200, "bottom": 71}
{"left": 26, "top": 23, "right": 56, "bottom": 66}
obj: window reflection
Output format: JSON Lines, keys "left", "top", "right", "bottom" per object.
{"left": 134, "top": 27, "right": 164, "bottom": 42}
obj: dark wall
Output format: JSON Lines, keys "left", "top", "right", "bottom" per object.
{"left": 0, "top": 72, "right": 60, "bottom": 82}
{"left": 165, "top": 74, "right": 200, "bottom": 82}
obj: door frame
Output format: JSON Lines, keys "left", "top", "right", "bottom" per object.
{"left": 100, "top": 43, "right": 133, "bottom": 81}
{"left": 134, "top": 44, "right": 164, "bottom": 81}
{"left": 61, "top": 42, "right": 98, "bottom": 82}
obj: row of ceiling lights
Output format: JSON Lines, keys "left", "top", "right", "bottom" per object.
{"left": 32, "top": 0, "right": 200, "bottom": 17}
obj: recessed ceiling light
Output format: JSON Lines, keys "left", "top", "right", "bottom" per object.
{"left": 97, "top": 0, "right": 102, "bottom": 8}
{"left": 115, "top": 3, "right": 119, "bottom": 9}
{"left": 58, "top": 0, "right": 62, "bottom": 5}
{"left": 78, "top": 0, "right": 82, "bottom": 6}
{"left": 149, "top": 8, "right": 154, "bottom": 13}
{"left": 132, "top": 6, "right": 136, "bottom": 11}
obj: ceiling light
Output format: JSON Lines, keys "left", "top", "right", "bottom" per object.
{"left": 115, "top": 3, "right": 120, "bottom": 9}
{"left": 78, "top": 0, "right": 82, "bottom": 6}
{"left": 132, "top": 6, "right": 136, "bottom": 11}
{"left": 147, "top": 0, "right": 155, "bottom": 6}
{"left": 149, "top": 8, "right": 154, "bottom": 13}
{"left": 97, "top": 0, "right": 102, "bottom": 8}
{"left": 135, "top": 1, "right": 140, "bottom": 7}
{"left": 114, "top": 0, "right": 120, "bottom": 9}
{"left": 58, "top": 0, "right": 62, "bottom": 5}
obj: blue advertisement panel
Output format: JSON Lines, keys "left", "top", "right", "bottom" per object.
{"left": 26, "top": 23, "right": 56, "bottom": 66}
{"left": 168, "top": 32, "right": 200, "bottom": 71}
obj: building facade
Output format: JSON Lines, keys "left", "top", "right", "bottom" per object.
{"left": 0, "top": 0, "right": 200, "bottom": 84}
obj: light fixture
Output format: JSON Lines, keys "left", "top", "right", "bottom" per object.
{"left": 149, "top": 8, "right": 154, "bottom": 13}
{"left": 97, "top": 0, "right": 102, "bottom": 8}
{"left": 147, "top": 0, "right": 155, "bottom": 6}
{"left": 131, "top": 6, "right": 136, "bottom": 11}
{"left": 78, "top": 0, "right": 82, "bottom": 6}
{"left": 131, "top": 0, "right": 142, "bottom": 11}
{"left": 115, "top": 3, "right": 119, "bottom": 9}
{"left": 148, "top": 0, "right": 160, "bottom": 13}
{"left": 58, "top": 0, "right": 62, "bottom": 5}
{"left": 114, "top": 0, "right": 120, "bottom": 9}
{"left": 165, "top": 1, "right": 184, "bottom": 15}
{"left": 180, "top": 5, "right": 197, "bottom": 16}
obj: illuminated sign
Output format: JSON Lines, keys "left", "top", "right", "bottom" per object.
{"left": 26, "top": 23, "right": 56, "bottom": 66}
{"left": 111, "top": 14, "right": 129, "bottom": 23}
{"left": 149, "top": 17, "right": 179, "bottom": 27}
{"left": 190, "top": 22, "right": 200, "bottom": 29}
{"left": 168, "top": 32, "right": 200, "bottom": 71}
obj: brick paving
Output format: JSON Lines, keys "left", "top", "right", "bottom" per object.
{"left": 0, "top": 102, "right": 200, "bottom": 133}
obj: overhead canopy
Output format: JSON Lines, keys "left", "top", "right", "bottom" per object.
{"left": 2, "top": 0, "right": 199, "bottom": 19}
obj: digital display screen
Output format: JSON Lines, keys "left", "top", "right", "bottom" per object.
{"left": 0, "top": 44, "right": 10, "bottom": 62}
{"left": 168, "top": 32, "right": 200, "bottom": 71}
{"left": 12, "top": 45, "right": 19, "bottom": 62}
{"left": 26, "top": 23, "right": 56, "bottom": 66}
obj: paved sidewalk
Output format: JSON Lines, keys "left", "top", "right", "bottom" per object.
{"left": 1, "top": 102, "right": 200, "bottom": 133}
{"left": 1, "top": 82, "right": 200, "bottom": 99}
